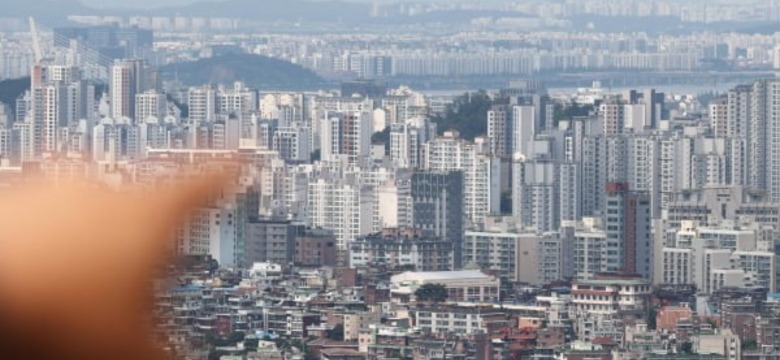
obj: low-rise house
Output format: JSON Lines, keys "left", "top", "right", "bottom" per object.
{"left": 390, "top": 270, "right": 500, "bottom": 303}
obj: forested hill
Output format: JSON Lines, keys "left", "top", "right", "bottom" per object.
{"left": 431, "top": 91, "right": 494, "bottom": 141}
{"left": 0, "top": 77, "right": 31, "bottom": 115}
{"left": 431, "top": 91, "right": 594, "bottom": 141}
{"left": 161, "top": 53, "right": 327, "bottom": 91}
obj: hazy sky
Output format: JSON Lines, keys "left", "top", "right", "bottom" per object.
{"left": 79, "top": 0, "right": 431, "bottom": 9}
{"left": 81, "top": 0, "right": 212, "bottom": 9}
{"left": 79, "top": 0, "right": 748, "bottom": 10}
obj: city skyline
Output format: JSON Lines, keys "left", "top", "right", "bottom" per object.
{"left": 4, "top": 1, "right": 780, "bottom": 360}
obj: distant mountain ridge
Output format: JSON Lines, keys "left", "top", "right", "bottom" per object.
{"left": 15, "top": 0, "right": 370, "bottom": 24}
{"left": 152, "top": 0, "right": 371, "bottom": 21}
{"left": 161, "top": 53, "right": 327, "bottom": 91}
{"left": 5, "top": 0, "right": 93, "bottom": 23}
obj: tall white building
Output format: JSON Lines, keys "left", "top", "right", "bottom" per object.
{"left": 600, "top": 96, "right": 626, "bottom": 136}
{"left": 563, "top": 217, "right": 608, "bottom": 280}
{"left": 512, "top": 105, "right": 536, "bottom": 157}
{"left": 36, "top": 85, "right": 65, "bottom": 154}
{"left": 657, "top": 220, "right": 776, "bottom": 294}
{"left": 604, "top": 183, "right": 653, "bottom": 279}
{"left": 216, "top": 82, "right": 258, "bottom": 117}
{"left": 188, "top": 86, "right": 217, "bottom": 123}
{"left": 465, "top": 217, "right": 562, "bottom": 284}
{"left": 92, "top": 121, "right": 141, "bottom": 164}
{"left": 177, "top": 206, "right": 237, "bottom": 267}
{"left": 422, "top": 131, "right": 501, "bottom": 224}
{"left": 710, "top": 98, "right": 729, "bottom": 138}
{"left": 29, "top": 63, "right": 91, "bottom": 157}
{"left": 135, "top": 90, "right": 167, "bottom": 123}
{"left": 512, "top": 157, "right": 578, "bottom": 232}
{"left": 389, "top": 121, "right": 435, "bottom": 168}
{"left": 623, "top": 103, "right": 647, "bottom": 132}
{"left": 110, "top": 59, "right": 157, "bottom": 121}
{"left": 273, "top": 126, "right": 311, "bottom": 162}
{"left": 12, "top": 122, "right": 34, "bottom": 163}
{"left": 319, "top": 110, "right": 373, "bottom": 164}
{"left": 376, "top": 177, "right": 412, "bottom": 229}
{"left": 487, "top": 105, "right": 512, "bottom": 157}
{"left": 307, "top": 177, "right": 374, "bottom": 251}
{"left": 721, "top": 80, "right": 780, "bottom": 202}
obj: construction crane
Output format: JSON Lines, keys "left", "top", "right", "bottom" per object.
{"left": 29, "top": 17, "right": 43, "bottom": 63}
{"left": 27, "top": 17, "right": 112, "bottom": 82}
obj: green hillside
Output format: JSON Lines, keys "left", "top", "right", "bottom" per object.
{"left": 432, "top": 91, "right": 494, "bottom": 141}
{"left": 0, "top": 77, "right": 30, "bottom": 115}
{"left": 0, "top": 77, "right": 30, "bottom": 104}
{"left": 162, "top": 53, "right": 327, "bottom": 91}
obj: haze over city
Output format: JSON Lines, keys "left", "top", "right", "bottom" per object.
{"left": 2, "top": 0, "right": 780, "bottom": 360}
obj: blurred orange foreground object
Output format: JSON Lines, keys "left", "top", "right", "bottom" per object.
{"left": 0, "top": 174, "right": 230, "bottom": 360}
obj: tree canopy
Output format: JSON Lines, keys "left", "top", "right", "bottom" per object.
{"left": 553, "top": 101, "right": 594, "bottom": 126}
{"left": 432, "top": 92, "right": 595, "bottom": 140}
{"left": 680, "top": 341, "right": 694, "bottom": 354}
{"left": 432, "top": 91, "right": 493, "bottom": 141}
{"left": 326, "top": 324, "right": 344, "bottom": 341}
{"left": 161, "top": 53, "right": 326, "bottom": 91}
{"left": 415, "top": 283, "right": 448, "bottom": 303}
{"left": 647, "top": 306, "right": 658, "bottom": 330}
{"left": 206, "top": 331, "right": 245, "bottom": 347}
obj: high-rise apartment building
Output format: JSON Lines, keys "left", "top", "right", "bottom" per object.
{"left": 110, "top": 59, "right": 159, "bottom": 121}
{"left": 604, "top": 182, "right": 653, "bottom": 279}
{"left": 319, "top": 110, "right": 373, "bottom": 164}
{"left": 513, "top": 158, "right": 578, "bottom": 232}
{"left": 512, "top": 105, "right": 536, "bottom": 157}
{"left": 273, "top": 126, "right": 311, "bottom": 162}
{"left": 465, "top": 217, "right": 563, "bottom": 284}
{"left": 349, "top": 228, "right": 454, "bottom": 271}
{"left": 562, "top": 217, "right": 608, "bottom": 280}
{"left": 246, "top": 219, "right": 305, "bottom": 268}
{"left": 600, "top": 96, "right": 626, "bottom": 136}
{"left": 135, "top": 89, "right": 167, "bottom": 122}
{"left": 487, "top": 105, "right": 512, "bottom": 157}
{"left": 657, "top": 220, "right": 776, "bottom": 293}
{"left": 389, "top": 119, "right": 436, "bottom": 169}
{"left": 29, "top": 63, "right": 92, "bottom": 158}
{"left": 307, "top": 177, "right": 374, "bottom": 252}
{"left": 411, "top": 171, "right": 465, "bottom": 268}
{"left": 216, "top": 82, "right": 258, "bottom": 118}
{"left": 422, "top": 131, "right": 501, "bottom": 224}
{"left": 188, "top": 86, "right": 217, "bottom": 123}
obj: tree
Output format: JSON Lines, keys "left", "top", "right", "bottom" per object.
{"left": 499, "top": 277, "right": 514, "bottom": 300}
{"left": 206, "top": 331, "right": 245, "bottom": 347}
{"left": 500, "top": 191, "right": 512, "bottom": 214}
{"left": 290, "top": 338, "right": 308, "bottom": 353}
{"left": 244, "top": 337, "right": 259, "bottom": 351}
{"left": 553, "top": 101, "right": 594, "bottom": 127}
{"left": 680, "top": 341, "right": 694, "bottom": 354}
{"left": 394, "top": 264, "right": 417, "bottom": 272}
{"left": 371, "top": 127, "right": 390, "bottom": 145}
{"left": 742, "top": 340, "right": 758, "bottom": 351}
{"left": 208, "top": 350, "right": 229, "bottom": 360}
{"left": 0, "top": 77, "right": 30, "bottom": 115}
{"left": 276, "top": 338, "right": 291, "bottom": 349}
{"left": 647, "top": 306, "right": 658, "bottom": 330}
{"left": 415, "top": 283, "right": 448, "bottom": 303}
{"left": 432, "top": 90, "right": 493, "bottom": 140}
{"left": 326, "top": 324, "right": 344, "bottom": 341}
{"left": 167, "top": 94, "right": 189, "bottom": 118}
{"left": 371, "top": 127, "right": 391, "bottom": 154}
